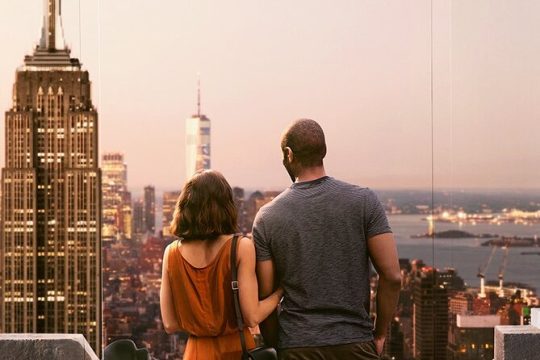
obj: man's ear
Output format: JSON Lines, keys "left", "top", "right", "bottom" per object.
{"left": 284, "top": 147, "right": 294, "bottom": 162}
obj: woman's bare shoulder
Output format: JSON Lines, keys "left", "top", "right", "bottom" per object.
{"left": 237, "top": 235, "right": 255, "bottom": 260}
{"left": 163, "top": 240, "right": 180, "bottom": 266}
{"left": 165, "top": 239, "right": 181, "bottom": 252}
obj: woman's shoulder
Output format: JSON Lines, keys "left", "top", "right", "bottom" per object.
{"left": 235, "top": 234, "right": 253, "bottom": 248}
{"left": 236, "top": 235, "right": 256, "bottom": 261}
{"left": 163, "top": 240, "right": 181, "bottom": 267}
{"left": 165, "top": 239, "right": 181, "bottom": 253}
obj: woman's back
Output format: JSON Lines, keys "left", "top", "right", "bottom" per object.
{"left": 160, "top": 170, "right": 282, "bottom": 359}
{"left": 166, "top": 236, "right": 255, "bottom": 358}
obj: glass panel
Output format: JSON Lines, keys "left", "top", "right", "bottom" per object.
{"left": 435, "top": 2, "right": 540, "bottom": 360}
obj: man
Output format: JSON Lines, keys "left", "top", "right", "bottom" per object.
{"left": 253, "top": 119, "right": 401, "bottom": 359}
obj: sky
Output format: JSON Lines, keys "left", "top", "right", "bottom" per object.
{"left": 0, "top": 0, "right": 539, "bottom": 193}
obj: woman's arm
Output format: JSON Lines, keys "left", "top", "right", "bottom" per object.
{"left": 237, "top": 236, "right": 283, "bottom": 328}
{"left": 160, "top": 244, "right": 182, "bottom": 334}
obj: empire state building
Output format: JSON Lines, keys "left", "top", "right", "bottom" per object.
{"left": 0, "top": 0, "right": 101, "bottom": 354}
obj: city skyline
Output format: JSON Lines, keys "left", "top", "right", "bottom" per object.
{"left": 0, "top": 1, "right": 539, "bottom": 191}
{"left": 0, "top": 2, "right": 538, "bottom": 359}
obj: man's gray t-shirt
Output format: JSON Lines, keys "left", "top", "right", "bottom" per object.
{"left": 253, "top": 176, "right": 392, "bottom": 349}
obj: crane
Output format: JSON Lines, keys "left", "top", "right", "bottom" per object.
{"left": 498, "top": 246, "right": 510, "bottom": 297}
{"left": 477, "top": 245, "right": 497, "bottom": 298}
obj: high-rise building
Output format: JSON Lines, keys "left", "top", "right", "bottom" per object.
{"left": 132, "top": 199, "right": 145, "bottom": 236}
{"left": 120, "top": 192, "right": 133, "bottom": 239}
{"left": 413, "top": 268, "right": 449, "bottom": 360}
{"left": 385, "top": 318, "right": 404, "bottom": 360}
{"left": 185, "top": 79, "right": 210, "bottom": 179}
{"left": 162, "top": 191, "right": 180, "bottom": 237}
{"left": 447, "top": 314, "right": 499, "bottom": 360}
{"left": 449, "top": 292, "right": 474, "bottom": 315}
{"left": 102, "top": 153, "right": 132, "bottom": 240}
{"left": 0, "top": 0, "right": 101, "bottom": 354}
{"left": 144, "top": 186, "right": 156, "bottom": 234}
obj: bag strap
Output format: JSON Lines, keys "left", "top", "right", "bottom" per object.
{"left": 230, "top": 234, "right": 250, "bottom": 358}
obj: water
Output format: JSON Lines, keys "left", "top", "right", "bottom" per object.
{"left": 389, "top": 214, "right": 540, "bottom": 292}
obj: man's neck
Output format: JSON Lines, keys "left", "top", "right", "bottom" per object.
{"left": 295, "top": 166, "right": 327, "bottom": 183}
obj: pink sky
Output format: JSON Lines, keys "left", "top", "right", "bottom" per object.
{"left": 1, "top": 1, "right": 539, "bottom": 192}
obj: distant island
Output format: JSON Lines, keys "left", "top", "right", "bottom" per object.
{"left": 411, "top": 230, "right": 495, "bottom": 239}
{"left": 481, "top": 236, "right": 540, "bottom": 247}
{"left": 411, "top": 231, "right": 540, "bottom": 248}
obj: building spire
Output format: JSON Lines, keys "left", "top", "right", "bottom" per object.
{"left": 40, "top": 0, "right": 65, "bottom": 50}
{"left": 197, "top": 73, "right": 201, "bottom": 117}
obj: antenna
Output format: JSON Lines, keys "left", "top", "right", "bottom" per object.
{"left": 40, "top": 0, "right": 66, "bottom": 50}
{"left": 197, "top": 73, "right": 201, "bottom": 117}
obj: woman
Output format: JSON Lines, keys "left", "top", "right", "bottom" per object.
{"left": 160, "top": 170, "right": 283, "bottom": 359}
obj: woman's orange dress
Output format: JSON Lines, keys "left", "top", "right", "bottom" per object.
{"left": 167, "top": 238, "right": 256, "bottom": 359}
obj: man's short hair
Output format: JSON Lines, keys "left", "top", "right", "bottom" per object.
{"left": 281, "top": 119, "right": 327, "bottom": 167}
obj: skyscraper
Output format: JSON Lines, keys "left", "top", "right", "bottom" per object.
{"left": 144, "top": 186, "right": 156, "bottom": 234}
{"left": 162, "top": 191, "right": 180, "bottom": 237}
{"left": 0, "top": 0, "right": 101, "bottom": 354}
{"left": 120, "top": 192, "right": 133, "bottom": 240}
{"left": 102, "top": 153, "right": 132, "bottom": 240}
{"left": 185, "top": 79, "right": 211, "bottom": 179}
{"left": 132, "top": 199, "right": 145, "bottom": 236}
{"left": 385, "top": 318, "right": 404, "bottom": 360}
{"left": 413, "top": 268, "right": 449, "bottom": 360}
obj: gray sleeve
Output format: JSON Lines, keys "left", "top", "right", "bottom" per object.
{"left": 366, "top": 189, "right": 392, "bottom": 239}
{"left": 252, "top": 211, "right": 272, "bottom": 261}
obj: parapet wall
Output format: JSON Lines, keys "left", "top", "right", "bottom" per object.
{"left": 0, "top": 334, "right": 99, "bottom": 360}
{"left": 494, "top": 308, "right": 540, "bottom": 360}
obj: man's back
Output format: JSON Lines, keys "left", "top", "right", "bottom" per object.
{"left": 253, "top": 176, "right": 392, "bottom": 349}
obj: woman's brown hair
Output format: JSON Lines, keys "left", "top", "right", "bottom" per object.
{"left": 169, "top": 170, "right": 238, "bottom": 241}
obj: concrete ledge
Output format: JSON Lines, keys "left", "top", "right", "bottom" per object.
{"left": 0, "top": 334, "right": 99, "bottom": 360}
{"left": 494, "top": 325, "right": 540, "bottom": 360}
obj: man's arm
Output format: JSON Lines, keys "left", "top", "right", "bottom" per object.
{"left": 367, "top": 232, "right": 401, "bottom": 354}
{"left": 256, "top": 259, "right": 280, "bottom": 347}
{"left": 237, "top": 237, "right": 283, "bottom": 328}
